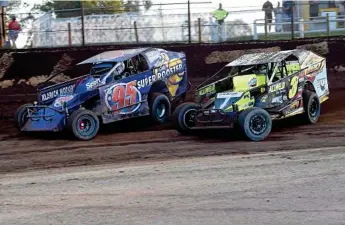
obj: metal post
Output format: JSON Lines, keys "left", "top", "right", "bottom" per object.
{"left": 253, "top": 20, "right": 258, "bottom": 40}
{"left": 198, "top": 18, "right": 201, "bottom": 43}
{"left": 134, "top": 21, "right": 139, "bottom": 43}
{"left": 80, "top": 0, "right": 85, "bottom": 46}
{"left": 299, "top": 19, "right": 304, "bottom": 38}
{"left": 187, "top": 0, "right": 191, "bottom": 43}
{"left": 68, "top": 23, "right": 72, "bottom": 46}
{"left": 0, "top": 10, "right": 3, "bottom": 48}
{"left": 264, "top": 17, "right": 268, "bottom": 40}
{"left": 291, "top": 1, "right": 294, "bottom": 40}
{"left": 326, "top": 13, "right": 330, "bottom": 37}
{"left": 1, "top": 6, "right": 5, "bottom": 47}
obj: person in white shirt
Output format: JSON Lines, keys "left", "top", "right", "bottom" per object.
{"left": 274, "top": 2, "right": 283, "bottom": 32}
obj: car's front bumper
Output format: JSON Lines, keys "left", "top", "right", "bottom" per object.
{"left": 191, "top": 108, "right": 238, "bottom": 130}
{"left": 21, "top": 105, "right": 66, "bottom": 132}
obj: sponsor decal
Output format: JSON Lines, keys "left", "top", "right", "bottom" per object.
{"left": 198, "top": 84, "right": 216, "bottom": 96}
{"left": 285, "top": 100, "right": 301, "bottom": 115}
{"left": 269, "top": 82, "right": 285, "bottom": 93}
{"left": 217, "top": 92, "right": 243, "bottom": 98}
{"left": 105, "top": 81, "right": 142, "bottom": 114}
{"left": 260, "top": 95, "right": 268, "bottom": 102}
{"left": 41, "top": 84, "right": 74, "bottom": 102}
{"left": 155, "top": 53, "right": 170, "bottom": 68}
{"left": 291, "top": 100, "right": 300, "bottom": 109}
{"left": 316, "top": 78, "right": 327, "bottom": 91}
{"left": 320, "top": 95, "right": 329, "bottom": 103}
{"left": 53, "top": 95, "right": 74, "bottom": 108}
{"left": 144, "top": 49, "right": 161, "bottom": 65}
{"left": 304, "top": 61, "right": 324, "bottom": 76}
{"left": 86, "top": 78, "right": 101, "bottom": 90}
{"left": 248, "top": 77, "right": 257, "bottom": 87}
{"left": 136, "top": 59, "right": 184, "bottom": 89}
{"left": 271, "top": 95, "right": 283, "bottom": 104}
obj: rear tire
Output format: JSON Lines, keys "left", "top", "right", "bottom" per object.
{"left": 68, "top": 109, "right": 99, "bottom": 141}
{"left": 238, "top": 107, "right": 272, "bottom": 141}
{"left": 149, "top": 93, "right": 171, "bottom": 124}
{"left": 14, "top": 103, "right": 32, "bottom": 129}
{"left": 302, "top": 91, "right": 320, "bottom": 124}
{"left": 172, "top": 102, "right": 198, "bottom": 135}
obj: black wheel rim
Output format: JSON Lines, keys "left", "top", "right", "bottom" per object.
{"left": 249, "top": 115, "right": 267, "bottom": 135}
{"left": 156, "top": 102, "right": 166, "bottom": 119}
{"left": 309, "top": 98, "right": 319, "bottom": 120}
{"left": 77, "top": 115, "right": 96, "bottom": 137}
{"left": 183, "top": 109, "right": 196, "bottom": 128}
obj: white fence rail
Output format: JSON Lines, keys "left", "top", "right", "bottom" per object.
{"left": 253, "top": 15, "right": 345, "bottom": 40}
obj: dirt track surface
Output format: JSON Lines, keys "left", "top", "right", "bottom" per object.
{"left": 1, "top": 86, "right": 345, "bottom": 173}
{"left": 2, "top": 146, "right": 345, "bottom": 224}
{"left": 1, "top": 40, "right": 345, "bottom": 223}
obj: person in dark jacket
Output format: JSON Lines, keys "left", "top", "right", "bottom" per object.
{"left": 262, "top": 0, "right": 274, "bottom": 32}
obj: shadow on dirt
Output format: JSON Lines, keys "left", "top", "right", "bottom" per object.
{"left": 14, "top": 113, "right": 310, "bottom": 142}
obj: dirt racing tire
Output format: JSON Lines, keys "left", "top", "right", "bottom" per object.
{"left": 14, "top": 103, "right": 33, "bottom": 129}
{"left": 302, "top": 91, "right": 320, "bottom": 124}
{"left": 238, "top": 107, "right": 272, "bottom": 142}
{"left": 149, "top": 93, "right": 171, "bottom": 124}
{"left": 68, "top": 109, "right": 100, "bottom": 141}
{"left": 172, "top": 102, "right": 198, "bottom": 135}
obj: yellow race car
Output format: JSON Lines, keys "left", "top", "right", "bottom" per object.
{"left": 172, "top": 49, "right": 329, "bottom": 141}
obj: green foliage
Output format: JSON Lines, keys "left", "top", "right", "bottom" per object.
{"left": 39, "top": 0, "right": 152, "bottom": 18}
{"left": 123, "top": 0, "right": 152, "bottom": 12}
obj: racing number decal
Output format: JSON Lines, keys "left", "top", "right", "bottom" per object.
{"left": 111, "top": 85, "right": 125, "bottom": 111}
{"left": 288, "top": 76, "right": 299, "bottom": 99}
{"left": 105, "top": 81, "right": 142, "bottom": 114}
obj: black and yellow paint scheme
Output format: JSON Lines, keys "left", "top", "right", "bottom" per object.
{"left": 173, "top": 49, "right": 329, "bottom": 141}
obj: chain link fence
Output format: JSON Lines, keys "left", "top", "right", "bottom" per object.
{"left": 1, "top": 1, "right": 345, "bottom": 49}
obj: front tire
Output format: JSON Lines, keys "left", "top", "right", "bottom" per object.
{"left": 302, "top": 91, "right": 320, "bottom": 124}
{"left": 14, "top": 103, "right": 32, "bottom": 129}
{"left": 149, "top": 93, "right": 171, "bottom": 124}
{"left": 68, "top": 109, "right": 100, "bottom": 141}
{"left": 238, "top": 107, "right": 272, "bottom": 141}
{"left": 172, "top": 102, "right": 198, "bottom": 135}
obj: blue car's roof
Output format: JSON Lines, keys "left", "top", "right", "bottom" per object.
{"left": 77, "top": 48, "right": 150, "bottom": 65}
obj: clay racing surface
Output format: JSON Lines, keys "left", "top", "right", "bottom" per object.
{"left": 1, "top": 72, "right": 345, "bottom": 173}
{"left": 2, "top": 146, "right": 345, "bottom": 224}
{"left": 1, "top": 40, "right": 345, "bottom": 223}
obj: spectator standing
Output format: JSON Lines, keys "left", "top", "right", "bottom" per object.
{"left": 274, "top": 2, "right": 283, "bottom": 32}
{"left": 212, "top": 3, "right": 229, "bottom": 42}
{"left": 282, "top": 0, "right": 293, "bottom": 31}
{"left": 8, "top": 15, "right": 21, "bottom": 49}
{"left": 262, "top": 0, "right": 274, "bottom": 32}
{"left": 337, "top": 1, "right": 345, "bottom": 27}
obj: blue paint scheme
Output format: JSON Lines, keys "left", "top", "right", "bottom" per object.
{"left": 22, "top": 47, "right": 189, "bottom": 133}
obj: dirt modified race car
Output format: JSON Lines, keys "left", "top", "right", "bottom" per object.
{"left": 173, "top": 49, "right": 329, "bottom": 141}
{"left": 15, "top": 47, "right": 190, "bottom": 140}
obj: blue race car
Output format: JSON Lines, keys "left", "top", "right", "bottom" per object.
{"left": 15, "top": 47, "right": 190, "bottom": 140}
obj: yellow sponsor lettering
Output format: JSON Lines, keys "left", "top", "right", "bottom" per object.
{"left": 269, "top": 82, "right": 285, "bottom": 93}
{"left": 198, "top": 84, "right": 215, "bottom": 96}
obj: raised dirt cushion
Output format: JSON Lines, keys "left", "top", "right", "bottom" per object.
{"left": 233, "top": 74, "right": 266, "bottom": 92}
